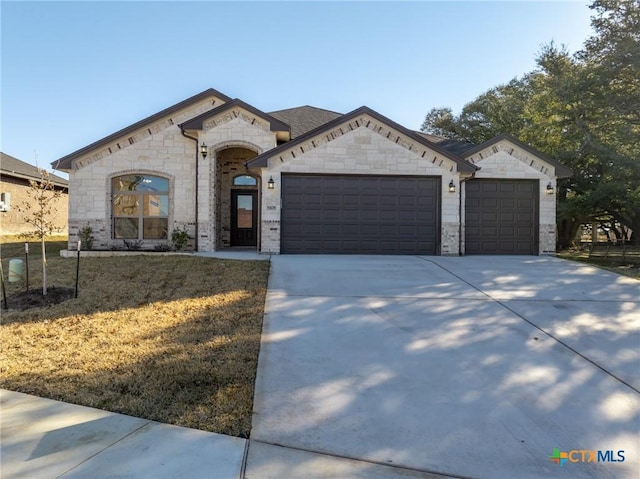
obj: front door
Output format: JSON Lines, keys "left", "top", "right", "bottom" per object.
{"left": 231, "top": 190, "right": 257, "bottom": 247}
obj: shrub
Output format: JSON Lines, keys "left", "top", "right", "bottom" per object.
{"left": 171, "top": 227, "right": 190, "bottom": 251}
{"left": 79, "top": 225, "right": 94, "bottom": 250}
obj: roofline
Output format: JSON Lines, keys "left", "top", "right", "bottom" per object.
{"left": 0, "top": 170, "right": 68, "bottom": 188}
{"left": 463, "top": 133, "right": 573, "bottom": 178}
{"left": 179, "top": 98, "right": 291, "bottom": 133}
{"left": 52, "top": 88, "right": 232, "bottom": 170}
{"left": 247, "top": 106, "right": 477, "bottom": 173}
{"left": 268, "top": 104, "right": 344, "bottom": 117}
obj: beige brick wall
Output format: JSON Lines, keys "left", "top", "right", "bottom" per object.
{"left": 0, "top": 176, "right": 68, "bottom": 236}
{"left": 465, "top": 141, "right": 558, "bottom": 254}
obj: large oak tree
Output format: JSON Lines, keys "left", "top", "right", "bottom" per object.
{"left": 421, "top": 0, "right": 640, "bottom": 247}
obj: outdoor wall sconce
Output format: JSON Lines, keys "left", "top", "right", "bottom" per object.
{"left": 448, "top": 180, "right": 456, "bottom": 193}
{"left": 546, "top": 182, "right": 554, "bottom": 194}
{"left": 267, "top": 177, "right": 275, "bottom": 190}
{"left": 200, "top": 142, "right": 208, "bottom": 159}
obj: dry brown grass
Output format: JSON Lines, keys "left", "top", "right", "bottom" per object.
{"left": 0, "top": 237, "right": 269, "bottom": 437}
{"left": 557, "top": 249, "right": 640, "bottom": 280}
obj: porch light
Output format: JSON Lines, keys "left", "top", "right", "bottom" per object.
{"left": 546, "top": 182, "right": 554, "bottom": 194}
{"left": 448, "top": 180, "right": 456, "bottom": 193}
{"left": 267, "top": 177, "right": 275, "bottom": 190}
{"left": 200, "top": 143, "right": 208, "bottom": 158}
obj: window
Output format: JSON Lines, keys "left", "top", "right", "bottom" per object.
{"left": 233, "top": 175, "right": 257, "bottom": 186}
{"left": 112, "top": 174, "right": 169, "bottom": 239}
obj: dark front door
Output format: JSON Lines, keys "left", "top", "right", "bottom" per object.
{"left": 231, "top": 190, "right": 257, "bottom": 247}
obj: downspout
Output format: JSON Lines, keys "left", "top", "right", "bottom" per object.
{"left": 180, "top": 127, "right": 199, "bottom": 252}
{"left": 458, "top": 175, "right": 471, "bottom": 256}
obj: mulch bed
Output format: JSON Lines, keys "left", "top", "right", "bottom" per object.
{"left": 2, "top": 287, "right": 75, "bottom": 311}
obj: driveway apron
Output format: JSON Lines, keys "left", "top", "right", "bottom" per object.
{"left": 249, "top": 255, "right": 640, "bottom": 479}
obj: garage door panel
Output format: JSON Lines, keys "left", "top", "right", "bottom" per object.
{"left": 465, "top": 179, "right": 538, "bottom": 255}
{"left": 282, "top": 175, "right": 439, "bottom": 254}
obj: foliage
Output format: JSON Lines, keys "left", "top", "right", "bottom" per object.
{"left": 16, "top": 168, "right": 63, "bottom": 295}
{"left": 123, "top": 239, "right": 143, "bottom": 250}
{"left": 421, "top": 0, "right": 640, "bottom": 247}
{"left": 153, "top": 242, "right": 173, "bottom": 252}
{"left": 171, "top": 227, "right": 190, "bottom": 251}
{"left": 78, "top": 225, "right": 94, "bottom": 250}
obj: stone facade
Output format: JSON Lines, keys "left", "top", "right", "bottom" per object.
{"left": 463, "top": 141, "right": 557, "bottom": 254}
{"left": 259, "top": 116, "right": 463, "bottom": 255}
{"left": 58, "top": 90, "right": 567, "bottom": 256}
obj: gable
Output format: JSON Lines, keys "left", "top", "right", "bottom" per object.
{"left": 178, "top": 99, "right": 290, "bottom": 141}
{"left": 463, "top": 134, "right": 572, "bottom": 178}
{"left": 248, "top": 106, "right": 477, "bottom": 174}
{"left": 54, "top": 88, "right": 231, "bottom": 171}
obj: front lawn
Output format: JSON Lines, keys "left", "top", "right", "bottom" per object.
{"left": 0, "top": 237, "right": 269, "bottom": 438}
{"left": 557, "top": 248, "right": 640, "bottom": 280}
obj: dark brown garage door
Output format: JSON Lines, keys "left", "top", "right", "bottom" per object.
{"left": 465, "top": 179, "right": 538, "bottom": 255}
{"left": 281, "top": 174, "right": 440, "bottom": 254}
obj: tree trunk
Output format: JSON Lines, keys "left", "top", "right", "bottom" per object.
{"left": 41, "top": 238, "right": 47, "bottom": 296}
{"left": 557, "top": 218, "right": 581, "bottom": 250}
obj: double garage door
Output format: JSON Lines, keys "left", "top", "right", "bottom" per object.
{"left": 280, "top": 175, "right": 539, "bottom": 255}
{"left": 465, "top": 179, "right": 539, "bottom": 255}
{"left": 281, "top": 174, "right": 439, "bottom": 254}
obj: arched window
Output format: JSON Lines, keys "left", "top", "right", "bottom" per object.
{"left": 233, "top": 175, "right": 257, "bottom": 186}
{"left": 112, "top": 174, "right": 169, "bottom": 239}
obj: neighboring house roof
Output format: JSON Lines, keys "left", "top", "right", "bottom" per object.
{"left": 268, "top": 105, "right": 343, "bottom": 138}
{"left": 54, "top": 88, "right": 232, "bottom": 170}
{"left": 247, "top": 106, "right": 478, "bottom": 173}
{"left": 463, "top": 133, "right": 573, "bottom": 178}
{"left": 1, "top": 152, "right": 68, "bottom": 188}
{"left": 179, "top": 98, "right": 291, "bottom": 136}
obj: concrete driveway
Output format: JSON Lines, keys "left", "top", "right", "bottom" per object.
{"left": 248, "top": 255, "right": 640, "bottom": 479}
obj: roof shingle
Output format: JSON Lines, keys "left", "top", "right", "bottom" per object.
{"left": 268, "top": 105, "right": 343, "bottom": 138}
{"left": 1, "top": 152, "right": 68, "bottom": 187}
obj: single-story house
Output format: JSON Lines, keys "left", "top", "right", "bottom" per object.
{"left": 1, "top": 152, "right": 69, "bottom": 236}
{"left": 53, "top": 88, "right": 571, "bottom": 255}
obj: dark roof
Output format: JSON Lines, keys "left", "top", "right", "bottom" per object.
{"left": 1, "top": 152, "right": 68, "bottom": 188}
{"left": 248, "top": 106, "right": 477, "bottom": 173}
{"left": 179, "top": 99, "right": 290, "bottom": 133}
{"left": 414, "top": 131, "right": 477, "bottom": 156}
{"left": 268, "top": 106, "right": 343, "bottom": 138}
{"left": 53, "top": 88, "right": 232, "bottom": 170}
{"left": 463, "top": 133, "right": 573, "bottom": 178}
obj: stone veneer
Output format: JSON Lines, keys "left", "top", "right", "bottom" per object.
{"left": 214, "top": 148, "right": 259, "bottom": 248}
{"left": 64, "top": 95, "right": 560, "bottom": 256}
{"left": 66, "top": 103, "right": 277, "bottom": 252}
{"left": 258, "top": 115, "right": 464, "bottom": 255}
{"left": 463, "top": 140, "right": 558, "bottom": 254}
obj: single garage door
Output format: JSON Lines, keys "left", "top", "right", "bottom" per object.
{"left": 281, "top": 174, "right": 440, "bottom": 254}
{"left": 465, "top": 179, "right": 538, "bottom": 255}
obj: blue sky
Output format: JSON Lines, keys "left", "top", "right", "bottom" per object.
{"left": 2, "top": 1, "right": 594, "bottom": 174}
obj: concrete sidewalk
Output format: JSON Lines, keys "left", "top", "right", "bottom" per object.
{"left": 0, "top": 389, "right": 247, "bottom": 479}
{"left": 1, "top": 389, "right": 450, "bottom": 479}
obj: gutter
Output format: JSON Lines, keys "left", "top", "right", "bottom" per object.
{"left": 180, "top": 127, "right": 199, "bottom": 251}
